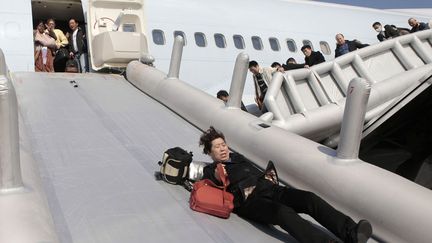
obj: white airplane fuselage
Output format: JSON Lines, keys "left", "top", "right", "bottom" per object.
{"left": 144, "top": 0, "right": 430, "bottom": 103}
{"left": 0, "top": 0, "right": 430, "bottom": 104}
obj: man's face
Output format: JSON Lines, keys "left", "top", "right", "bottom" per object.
{"left": 37, "top": 22, "right": 45, "bottom": 33}
{"left": 47, "top": 20, "right": 55, "bottom": 30}
{"left": 69, "top": 20, "right": 78, "bottom": 31}
{"left": 209, "top": 137, "right": 229, "bottom": 162}
{"left": 302, "top": 48, "right": 312, "bottom": 57}
{"left": 408, "top": 19, "right": 417, "bottom": 27}
{"left": 373, "top": 24, "right": 382, "bottom": 32}
{"left": 336, "top": 34, "right": 345, "bottom": 45}
{"left": 249, "top": 66, "right": 259, "bottom": 75}
{"left": 220, "top": 95, "right": 229, "bottom": 103}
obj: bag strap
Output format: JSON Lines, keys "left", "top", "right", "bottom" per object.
{"left": 165, "top": 158, "right": 189, "bottom": 169}
{"left": 216, "top": 163, "right": 229, "bottom": 188}
{"left": 216, "top": 163, "right": 232, "bottom": 207}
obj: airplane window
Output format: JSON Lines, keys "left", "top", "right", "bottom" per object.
{"left": 269, "top": 37, "right": 280, "bottom": 51}
{"left": 194, "top": 32, "right": 207, "bottom": 47}
{"left": 302, "top": 40, "right": 314, "bottom": 50}
{"left": 233, "top": 35, "right": 245, "bottom": 49}
{"left": 174, "top": 31, "right": 187, "bottom": 45}
{"left": 214, "top": 33, "right": 226, "bottom": 48}
{"left": 251, "top": 36, "right": 263, "bottom": 50}
{"left": 320, "top": 41, "right": 331, "bottom": 55}
{"left": 152, "top": 29, "right": 165, "bottom": 45}
{"left": 123, "top": 23, "right": 136, "bottom": 32}
{"left": 286, "top": 39, "right": 297, "bottom": 52}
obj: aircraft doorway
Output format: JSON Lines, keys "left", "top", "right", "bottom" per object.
{"left": 31, "top": 0, "right": 87, "bottom": 72}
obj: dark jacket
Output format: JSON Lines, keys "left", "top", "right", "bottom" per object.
{"left": 377, "top": 25, "right": 400, "bottom": 42}
{"left": 410, "top": 22, "right": 430, "bottom": 33}
{"left": 335, "top": 40, "right": 369, "bottom": 58}
{"left": 305, "top": 51, "right": 325, "bottom": 66}
{"left": 282, "top": 63, "right": 305, "bottom": 70}
{"left": 68, "top": 27, "right": 87, "bottom": 54}
{"left": 203, "top": 153, "right": 264, "bottom": 207}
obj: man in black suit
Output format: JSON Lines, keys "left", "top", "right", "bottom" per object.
{"left": 301, "top": 45, "right": 325, "bottom": 67}
{"left": 68, "top": 18, "right": 88, "bottom": 72}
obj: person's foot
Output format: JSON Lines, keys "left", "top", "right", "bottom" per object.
{"left": 354, "top": 220, "right": 373, "bottom": 243}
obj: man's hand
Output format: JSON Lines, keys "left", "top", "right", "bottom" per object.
{"left": 265, "top": 169, "right": 278, "bottom": 184}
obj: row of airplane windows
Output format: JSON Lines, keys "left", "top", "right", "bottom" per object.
{"left": 151, "top": 29, "right": 333, "bottom": 55}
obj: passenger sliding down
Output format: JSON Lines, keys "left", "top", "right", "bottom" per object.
{"left": 191, "top": 126, "right": 373, "bottom": 243}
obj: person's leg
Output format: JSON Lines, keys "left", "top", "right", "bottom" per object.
{"left": 236, "top": 196, "right": 336, "bottom": 243}
{"left": 79, "top": 53, "right": 87, "bottom": 73}
{"left": 273, "top": 187, "right": 357, "bottom": 241}
{"left": 74, "top": 54, "right": 82, "bottom": 73}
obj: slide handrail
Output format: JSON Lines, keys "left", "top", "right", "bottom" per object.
{"left": 264, "top": 29, "right": 432, "bottom": 142}
{"left": 0, "top": 48, "right": 22, "bottom": 191}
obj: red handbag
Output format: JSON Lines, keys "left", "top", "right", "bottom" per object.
{"left": 189, "top": 163, "right": 234, "bottom": 218}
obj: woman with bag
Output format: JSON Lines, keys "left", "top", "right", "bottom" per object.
{"left": 34, "top": 20, "right": 56, "bottom": 72}
{"left": 197, "top": 126, "right": 372, "bottom": 243}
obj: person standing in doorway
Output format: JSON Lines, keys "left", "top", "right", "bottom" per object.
{"left": 68, "top": 18, "right": 88, "bottom": 72}
{"left": 46, "top": 18, "right": 69, "bottom": 72}
{"left": 34, "top": 20, "right": 56, "bottom": 72}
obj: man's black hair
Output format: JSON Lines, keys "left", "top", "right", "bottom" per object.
{"left": 372, "top": 22, "right": 381, "bottom": 27}
{"left": 35, "top": 20, "right": 45, "bottom": 29}
{"left": 46, "top": 18, "right": 55, "bottom": 24}
{"left": 301, "top": 45, "right": 312, "bottom": 51}
{"left": 216, "top": 90, "right": 229, "bottom": 99}
{"left": 199, "top": 126, "right": 225, "bottom": 155}
{"left": 271, "top": 62, "right": 281, "bottom": 68}
{"left": 69, "top": 18, "right": 79, "bottom": 24}
{"left": 286, "top": 57, "right": 296, "bottom": 64}
{"left": 249, "top": 60, "right": 258, "bottom": 68}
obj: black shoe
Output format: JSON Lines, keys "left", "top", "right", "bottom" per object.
{"left": 354, "top": 220, "right": 372, "bottom": 243}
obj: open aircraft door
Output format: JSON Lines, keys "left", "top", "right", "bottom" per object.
{"left": 87, "top": 0, "right": 148, "bottom": 70}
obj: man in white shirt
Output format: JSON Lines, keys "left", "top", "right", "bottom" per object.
{"left": 248, "top": 60, "right": 276, "bottom": 112}
{"left": 68, "top": 18, "right": 87, "bottom": 72}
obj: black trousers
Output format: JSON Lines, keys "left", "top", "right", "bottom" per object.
{"left": 235, "top": 180, "right": 356, "bottom": 243}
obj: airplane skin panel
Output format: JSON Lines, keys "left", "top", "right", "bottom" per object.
{"left": 386, "top": 8, "right": 432, "bottom": 18}
{"left": 0, "top": 0, "right": 34, "bottom": 72}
